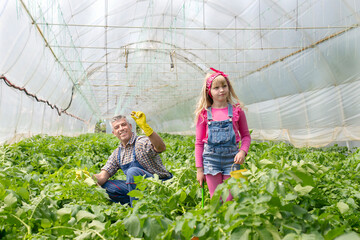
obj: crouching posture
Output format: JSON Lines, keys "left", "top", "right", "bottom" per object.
{"left": 93, "top": 112, "right": 172, "bottom": 207}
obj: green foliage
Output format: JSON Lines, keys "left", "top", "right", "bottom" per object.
{"left": 0, "top": 134, "right": 359, "bottom": 239}
{"left": 95, "top": 120, "right": 106, "bottom": 133}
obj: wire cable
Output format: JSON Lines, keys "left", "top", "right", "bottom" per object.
{"left": 0, "top": 75, "right": 85, "bottom": 122}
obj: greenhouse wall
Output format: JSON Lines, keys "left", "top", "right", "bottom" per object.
{"left": 1, "top": 0, "right": 360, "bottom": 147}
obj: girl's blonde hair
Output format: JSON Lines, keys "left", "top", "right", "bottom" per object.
{"left": 194, "top": 71, "right": 244, "bottom": 124}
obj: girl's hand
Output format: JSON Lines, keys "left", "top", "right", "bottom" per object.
{"left": 234, "top": 150, "right": 246, "bottom": 165}
{"left": 196, "top": 167, "right": 206, "bottom": 187}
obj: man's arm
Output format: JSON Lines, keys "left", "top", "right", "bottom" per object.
{"left": 93, "top": 170, "right": 110, "bottom": 186}
{"left": 148, "top": 131, "right": 166, "bottom": 153}
{"left": 131, "top": 111, "right": 166, "bottom": 153}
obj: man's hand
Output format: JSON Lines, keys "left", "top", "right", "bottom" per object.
{"left": 131, "top": 111, "right": 166, "bottom": 152}
{"left": 93, "top": 170, "right": 110, "bottom": 186}
{"left": 131, "top": 111, "right": 154, "bottom": 136}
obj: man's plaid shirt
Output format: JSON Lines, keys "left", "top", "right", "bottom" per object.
{"left": 102, "top": 133, "right": 171, "bottom": 179}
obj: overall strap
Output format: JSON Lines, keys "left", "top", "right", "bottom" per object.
{"left": 206, "top": 107, "right": 213, "bottom": 121}
{"left": 132, "top": 136, "right": 137, "bottom": 162}
{"left": 207, "top": 104, "right": 232, "bottom": 123}
{"left": 117, "top": 147, "right": 122, "bottom": 166}
{"left": 227, "top": 103, "right": 233, "bottom": 118}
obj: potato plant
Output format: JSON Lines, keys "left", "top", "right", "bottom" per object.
{"left": 0, "top": 134, "right": 359, "bottom": 239}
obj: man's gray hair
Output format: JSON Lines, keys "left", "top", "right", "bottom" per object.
{"left": 111, "top": 115, "right": 129, "bottom": 124}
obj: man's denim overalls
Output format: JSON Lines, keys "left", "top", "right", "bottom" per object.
{"left": 101, "top": 137, "right": 153, "bottom": 207}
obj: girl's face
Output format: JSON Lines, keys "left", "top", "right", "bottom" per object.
{"left": 210, "top": 76, "right": 229, "bottom": 103}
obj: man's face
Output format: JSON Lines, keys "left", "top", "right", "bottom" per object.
{"left": 112, "top": 118, "right": 132, "bottom": 144}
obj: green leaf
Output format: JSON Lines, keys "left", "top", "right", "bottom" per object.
{"left": 337, "top": 202, "right": 349, "bottom": 214}
{"left": 268, "top": 196, "right": 281, "bottom": 207}
{"left": 16, "top": 187, "right": 29, "bottom": 201}
{"left": 266, "top": 181, "right": 275, "bottom": 194}
{"left": 128, "top": 190, "right": 144, "bottom": 198}
{"left": 89, "top": 220, "right": 105, "bottom": 232}
{"left": 174, "top": 219, "right": 184, "bottom": 233}
{"left": 230, "top": 184, "right": 242, "bottom": 196}
{"left": 57, "top": 207, "right": 72, "bottom": 217}
{"left": 74, "top": 231, "right": 92, "bottom": 240}
{"left": 225, "top": 202, "right": 237, "bottom": 221}
{"left": 143, "top": 217, "right": 163, "bottom": 239}
{"left": 181, "top": 219, "right": 194, "bottom": 240}
{"left": 57, "top": 208, "right": 72, "bottom": 222}
{"left": 231, "top": 227, "right": 251, "bottom": 240}
{"left": 301, "top": 232, "right": 323, "bottom": 240}
{"left": 282, "top": 233, "right": 298, "bottom": 240}
{"left": 41, "top": 218, "right": 52, "bottom": 228}
{"left": 256, "top": 227, "right": 273, "bottom": 240}
{"left": 67, "top": 217, "right": 76, "bottom": 226}
{"left": 292, "top": 205, "right": 307, "bottom": 217}
{"left": 4, "top": 193, "right": 17, "bottom": 207}
{"left": 124, "top": 215, "right": 142, "bottom": 237}
{"left": 282, "top": 223, "right": 302, "bottom": 234}
{"left": 179, "top": 190, "right": 187, "bottom": 202}
{"left": 209, "top": 190, "right": 221, "bottom": 212}
{"left": 84, "top": 177, "right": 96, "bottom": 186}
{"left": 254, "top": 205, "right": 268, "bottom": 215}
{"left": 259, "top": 159, "right": 274, "bottom": 167}
{"left": 250, "top": 163, "right": 258, "bottom": 174}
{"left": 160, "top": 218, "right": 172, "bottom": 232}
{"left": 294, "top": 184, "right": 313, "bottom": 195}
{"left": 291, "top": 170, "right": 315, "bottom": 186}
{"left": 236, "top": 207, "right": 252, "bottom": 216}
{"left": 265, "top": 223, "right": 281, "bottom": 240}
{"left": 194, "top": 223, "right": 209, "bottom": 237}
{"left": 76, "top": 210, "right": 96, "bottom": 222}
{"left": 334, "top": 232, "right": 360, "bottom": 240}
{"left": 354, "top": 192, "right": 360, "bottom": 199}
{"left": 284, "top": 193, "right": 297, "bottom": 201}
{"left": 346, "top": 198, "right": 358, "bottom": 208}
{"left": 255, "top": 195, "right": 272, "bottom": 204}
{"left": 324, "top": 226, "right": 345, "bottom": 240}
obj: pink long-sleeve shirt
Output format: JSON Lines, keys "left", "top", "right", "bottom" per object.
{"left": 195, "top": 105, "right": 251, "bottom": 168}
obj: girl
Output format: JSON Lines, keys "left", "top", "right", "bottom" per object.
{"left": 194, "top": 68, "right": 251, "bottom": 201}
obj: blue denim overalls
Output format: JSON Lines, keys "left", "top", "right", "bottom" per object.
{"left": 203, "top": 103, "right": 240, "bottom": 175}
{"left": 101, "top": 137, "right": 153, "bottom": 206}
{"left": 101, "top": 136, "right": 172, "bottom": 207}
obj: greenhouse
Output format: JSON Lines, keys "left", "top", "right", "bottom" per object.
{"left": 0, "top": 0, "right": 360, "bottom": 239}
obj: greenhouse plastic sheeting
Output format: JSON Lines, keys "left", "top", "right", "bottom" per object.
{"left": 0, "top": 0, "right": 360, "bottom": 147}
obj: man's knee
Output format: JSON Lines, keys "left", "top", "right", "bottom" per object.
{"left": 127, "top": 167, "right": 146, "bottom": 177}
{"left": 102, "top": 180, "right": 126, "bottom": 194}
{"left": 126, "top": 167, "right": 146, "bottom": 183}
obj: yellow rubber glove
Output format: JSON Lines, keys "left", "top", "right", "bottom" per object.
{"left": 131, "top": 111, "right": 154, "bottom": 136}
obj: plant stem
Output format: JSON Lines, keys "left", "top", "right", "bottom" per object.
{"left": 29, "top": 194, "right": 46, "bottom": 220}
{"left": 51, "top": 226, "right": 106, "bottom": 240}
{"left": 10, "top": 214, "right": 31, "bottom": 236}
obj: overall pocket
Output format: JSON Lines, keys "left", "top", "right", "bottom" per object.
{"left": 208, "top": 125, "right": 231, "bottom": 144}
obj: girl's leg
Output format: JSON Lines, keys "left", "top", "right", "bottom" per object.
{"left": 205, "top": 173, "right": 223, "bottom": 198}
{"left": 223, "top": 175, "right": 233, "bottom": 201}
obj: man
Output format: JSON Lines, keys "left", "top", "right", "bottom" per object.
{"left": 93, "top": 111, "right": 172, "bottom": 207}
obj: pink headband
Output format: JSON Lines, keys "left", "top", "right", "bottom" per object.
{"left": 206, "top": 67, "right": 229, "bottom": 98}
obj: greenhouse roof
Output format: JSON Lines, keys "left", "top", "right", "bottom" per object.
{"left": 1, "top": 0, "right": 360, "bottom": 147}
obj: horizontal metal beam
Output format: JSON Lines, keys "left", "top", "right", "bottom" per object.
{"left": 52, "top": 45, "right": 301, "bottom": 51}
{"left": 36, "top": 22, "right": 358, "bottom": 31}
